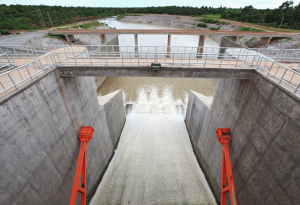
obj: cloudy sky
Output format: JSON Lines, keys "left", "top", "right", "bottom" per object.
{"left": 1, "top": 0, "right": 299, "bottom": 9}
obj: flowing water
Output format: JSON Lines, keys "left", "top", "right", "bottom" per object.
{"left": 97, "top": 17, "right": 219, "bottom": 112}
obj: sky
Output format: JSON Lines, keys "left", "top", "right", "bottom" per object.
{"left": 1, "top": 0, "right": 300, "bottom": 9}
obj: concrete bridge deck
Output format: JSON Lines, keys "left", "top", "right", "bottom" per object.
{"left": 90, "top": 113, "right": 217, "bottom": 205}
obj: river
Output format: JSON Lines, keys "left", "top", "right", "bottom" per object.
{"left": 96, "top": 17, "right": 219, "bottom": 112}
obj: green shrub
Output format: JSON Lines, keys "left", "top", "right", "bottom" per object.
{"left": 79, "top": 21, "right": 104, "bottom": 29}
{"left": 197, "top": 23, "right": 207, "bottom": 28}
{"left": 245, "top": 37, "right": 258, "bottom": 46}
{"left": 235, "top": 27, "right": 265, "bottom": 32}
{"left": 0, "top": 29, "right": 9, "bottom": 35}
{"left": 210, "top": 26, "right": 221, "bottom": 30}
{"left": 44, "top": 35, "right": 62, "bottom": 40}
{"left": 16, "top": 32, "right": 20, "bottom": 34}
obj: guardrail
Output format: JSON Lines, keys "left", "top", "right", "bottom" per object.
{"left": 0, "top": 53, "right": 14, "bottom": 70}
{"left": 1, "top": 45, "right": 300, "bottom": 61}
{"left": 0, "top": 48, "right": 299, "bottom": 99}
{"left": 52, "top": 51, "right": 261, "bottom": 68}
{"left": 0, "top": 54, "right": 55, "bottom": 96}
{"left": 257, "top": 57, "right": 300, "bottom": 94}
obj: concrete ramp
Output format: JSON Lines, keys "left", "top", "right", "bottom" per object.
{"left": 90, "top": 113, "right": 216, "bottom": 205}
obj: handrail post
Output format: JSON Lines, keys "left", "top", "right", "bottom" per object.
{"left": 216, "top": 128, "right": 238, "bottom": 205}
{"left": 69, "top": 126, "right": 94, "bottom": 205}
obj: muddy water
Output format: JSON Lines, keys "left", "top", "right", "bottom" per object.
{"left": 97, "top": 17, "right": 218, "bottom": 112}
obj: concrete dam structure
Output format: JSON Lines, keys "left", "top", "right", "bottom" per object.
{"left": 0, "top": 38, "right": 300, "bottom": 205}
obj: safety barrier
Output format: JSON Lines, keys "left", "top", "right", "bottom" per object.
{"left": 0, "top": 53, "right": 14, "bottom": 70}
{"left": 0, "top": 54, "right": 55, "bottom": 96}
{"left": 257, "top": 57, "right": 300, "bottom": 94}
{"left": 52, "top": 51, "right": 261, "bottom": 68}
{"left": 1, "top": 45, "right": 299, "bottom": 61}
{"left": 0, "top": 48, "right": 299, "bottom": 100}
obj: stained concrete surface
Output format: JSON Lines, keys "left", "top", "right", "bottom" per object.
{"left": 185, "top": 74, "right": 300, "bottom": 205}
{"left": 90, "top": 113, "right": 216, "bottom": 205}
{"left": 0, "top": 70, "right": 125, "bottom": 205}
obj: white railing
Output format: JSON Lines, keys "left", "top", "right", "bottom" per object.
{"left": 257, "top": 57, "right": 300, "bottom": 94}
{"left": 0, "top": 47, "right": 299, "bottom": 99}
{"left": 0, "top": 53, "right": 14, "bottom": 70}
{"left": 52, "top": 51, "right": 261, "bottom": 68}
{"left": 1, "top": 45, "right": 300, "bottom": 61}
{"left": 0, "top": 54, "right": 55, "bottom": 96}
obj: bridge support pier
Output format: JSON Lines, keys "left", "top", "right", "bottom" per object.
{"left": 66, "top": 35, "right": 75, "bottom": 43}
{"left": 134, "top": 34, "right": 138, "bottom": 57}
{"left": 197, "top": 35, "right": 205, "bottom": 58}
{"left": 100, "top": 34, "right": 106, "bottom": 45}
{"left": 167, "top": 34, "right": 171, "bottom": 58}
{"left": 230, "top": 36, "right": 238, "bottom": 42}
{"left": 259, "top": 37, "right": 272, "bottom": 46}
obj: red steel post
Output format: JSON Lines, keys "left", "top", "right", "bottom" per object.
{"left": 69, "top": 126, "right": 94, "bottom": 205}
{"left": 216, "top": 128, "right": 238, "bottom": 205}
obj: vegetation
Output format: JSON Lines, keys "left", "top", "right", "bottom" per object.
{"left": 196, "top": 18, "right": 228, "bottom": 25}
{"left": 197, "top": 23, "right": 207, "bottom": 28}
{"left": 245, "top": 37, "right": 258, "bottom": 46}
{"left": 221, "top": 1, "right": 300, "bottom": 30}
{"left": 0, "top": 1, "right": 300, "bottom": 32}
{"left": 209, "top": 26, "right": 221, "bottom": 30}
{"left": 79, "top": 20, "right": 104, "bottom": 29}
{"left": 235, "top": 26, "right": 265, "bottom": 32}
{"left": 44, "top": 34, "right": 62, "bottom": 40}
{"left": 117, "top": 13, "right": 142, "bottom": 20}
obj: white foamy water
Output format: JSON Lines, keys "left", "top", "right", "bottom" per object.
{"left": 90, "top": 113, "right": 217, "bottom": 205}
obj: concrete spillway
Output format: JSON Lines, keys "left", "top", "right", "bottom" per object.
{"left": 90, "top": 113, "right": 216, "bottom": 205}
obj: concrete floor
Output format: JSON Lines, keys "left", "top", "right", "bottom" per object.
{"left": 90, "top": 113, "right": 216, "bottom": 205}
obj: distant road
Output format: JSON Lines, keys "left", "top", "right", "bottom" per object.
{"left": 0, "top": 31, "right": 47, "bottom": 45}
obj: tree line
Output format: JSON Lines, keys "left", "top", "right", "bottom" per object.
{"left": 0, "top": 1, "right": 299, "bottom": 34}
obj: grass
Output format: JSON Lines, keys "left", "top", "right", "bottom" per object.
{"left": 44, "top": 34, "right": 62, "bottom": 40}
{"left": 245, "top": 37, "right": 258, "bottom": 47}
{"left": 286, "top": 37, "right": 293, "bottom": 41}
{"left": 199, "top": 14, "right": 222, "bottom": 19}
{"left": 239, "top": 36, "right": 244, "bottom": 39}
{"left": 235, "top": 26, "right": 265, "bottom": 32}
{"left": 197, "top": 23, "right": 207, "bottom": 28}
{"left": 210, "top": 26, "right": 221, "bottom": 30}
{"left": 117, "top": 13, "right": 142, "bottom": 20}
{"left": 80, "top": 20, "right": 104, "bottom": 29}
{"left": 55, "top": 20, "right": 104, "bottom": 30}
{"left": 147, "top": 21, "right": 152, "bottom": 24}
{"left": 196, "top": 18, "right": 229, "bottom": 25}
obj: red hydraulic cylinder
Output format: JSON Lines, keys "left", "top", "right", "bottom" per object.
{"left": 69, "top": 126, "right": 94, "bottom": 205}
{"left": 215, "top": 128, "right": 238, "bottom": 205}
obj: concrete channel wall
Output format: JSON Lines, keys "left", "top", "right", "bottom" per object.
{"left": 93, "top": 35, "right": 119, "bottom": 90}
{"left": 185, "top": 73, "right": 300, "bottom": 205}
{"left": 0, "top": 70, "right": 125, "bottom": 205}
{"left": 219, "top": 37, "right": 246, "bottom": 57}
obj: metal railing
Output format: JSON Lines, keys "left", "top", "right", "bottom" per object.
{"left": 0, "top": 54, "right": 55, "bottom": 96}
{"left": 257, "top": 57, "right": 300, "bottom": 94}
{"left": 1, "top": 45, "right": 300, "bottom": 61}
{"left": 0, "top": 46, "right": 299, "bottom": 99}
{"left": 52, "top": 51, "right": 261, "bottom": 68}
{"left": 0, "top": 53, "right": 14, "bottom": 70}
